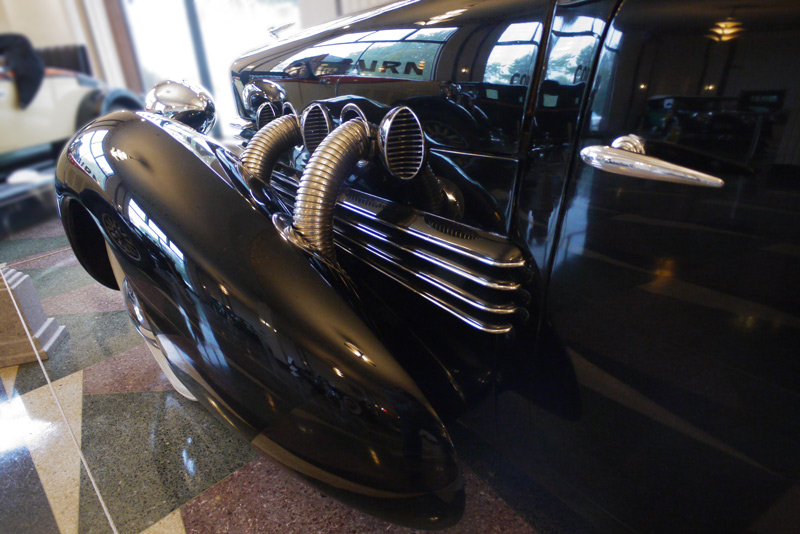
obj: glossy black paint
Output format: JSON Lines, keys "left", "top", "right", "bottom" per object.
{"left": 55, "top": 111, "right": 463, "bottom": 529}
{"left": 57, "top": 0, "right": 800, "bottom": 531}
{"left": 508, "top": 0, "right": 800, "bottom": 532}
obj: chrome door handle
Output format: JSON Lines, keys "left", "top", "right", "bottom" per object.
{"left": 580, "top": 136, "right": 724, "bottom": 188}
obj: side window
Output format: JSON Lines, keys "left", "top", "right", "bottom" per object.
{"left": 517, "top": 11, "right": 608, "bottom": 267}
{"left": 585, "top": 25, "right": 622, "bottom": 132}
{"left": 352, "top": 41, "right": 441, "bottom": 80}
{"left": 532, "top": 15, "right": 605, "bottom": 139}
{"left": 273, "top": 29, "right": 455, "bottom": 82}
{"left": 273, "top": 43, "right": 370, "bottom": 78}
{"left": 545, "top": 17, "right": 605, "bottom": 83}
{"left": 483, "top": 23, "right": 542, "bottom": 86}
{"left": 259, "top": 3, "right": 551, "bottom": 154}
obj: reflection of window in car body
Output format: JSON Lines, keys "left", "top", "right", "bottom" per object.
{"left": 258, "top": 21, "right": 545, "bottom": 154}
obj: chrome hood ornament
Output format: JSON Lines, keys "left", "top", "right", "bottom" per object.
{"left": 145, "top": 80, "right": 216, "bottom": 134}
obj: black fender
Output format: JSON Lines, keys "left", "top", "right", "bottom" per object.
{"left": 55, "top": 110, "right": 463, "bottom": 529}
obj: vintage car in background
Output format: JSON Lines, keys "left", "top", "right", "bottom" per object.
{"left": 55, "top": 0, "right": 800, "bottom": 531}
{"left": 0, "top": 33, "right": 142, "bottom": 236}
{"left": 0, "top": 33, "right": 143, "bottom": 182}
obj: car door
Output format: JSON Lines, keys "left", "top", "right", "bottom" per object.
{"left": 535, "top": 0, "right": 800, "bottom": 531}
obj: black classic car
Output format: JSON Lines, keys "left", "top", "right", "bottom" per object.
{"left": 54, "top": 0, "right": 800, "bottom": 531}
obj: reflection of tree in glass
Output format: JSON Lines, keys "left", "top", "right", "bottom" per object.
{"left": 407, "top": 28, "right": 457, "bottom": 42}
{"left": 484, "top": 52, "right": 534, "bottom": 84}
{"left": 546, "top": 40, "right": 594, "bottom": 84}
{"left": 355, "top": 42, "right": 440, "bottom": 80}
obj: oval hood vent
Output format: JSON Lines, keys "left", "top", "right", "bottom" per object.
{"left": 301, "top": 103, "right": 333, "bottom": 153}
{"left": 256, "top": 102, "right": 279, "bottom": 130}
{"left": 378, "top": 106, "right": 425, "bottom": 180}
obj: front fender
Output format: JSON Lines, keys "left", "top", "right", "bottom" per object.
{"left": 56, "top": 111, "right": 463, "bottom": 529}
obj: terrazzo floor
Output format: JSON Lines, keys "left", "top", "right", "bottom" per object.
{"left": 0, "top": 215, "right": 539, "bottom": 534}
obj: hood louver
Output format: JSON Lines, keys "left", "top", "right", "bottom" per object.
{"left": 256, "top": 102, "right": 279, "bottom": 130}
{"left": 301, "top": 103, "right": 333, "bottom": 153}
{"left": 378, "top": 106, "right": 425, "bottom": 181}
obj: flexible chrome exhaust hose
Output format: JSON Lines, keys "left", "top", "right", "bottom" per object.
{"left": 240, "top": 114, "right": 301, "bottom": 183}
{"left": 293, "top": 119, "right": 373, "bottom": 261}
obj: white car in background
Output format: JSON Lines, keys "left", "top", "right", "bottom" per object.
{"left": 0, "top": 33, "right": 142, "bottom": 181}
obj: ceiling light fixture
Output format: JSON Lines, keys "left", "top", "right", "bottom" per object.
{"left": 707, "top": 18, "right": 744, "bottom": 42}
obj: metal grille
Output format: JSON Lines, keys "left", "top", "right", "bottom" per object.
{"left": 424, "top": 215, "right": 478, "bottom": 240}
{"left": 267, "top": 170, "right": 529, "bottom": 334}
{"left": 256, "top": 102, "right": 278, "bottom": 130}
{"left": 381, "top": 107, "right": 424, "bottom": 180}
{"left": 302, "top": 104, "right": 332, "bottom": 153}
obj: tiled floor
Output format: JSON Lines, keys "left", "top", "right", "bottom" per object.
{"left": 0, "top": 215, "right": 538, "bottom": 534}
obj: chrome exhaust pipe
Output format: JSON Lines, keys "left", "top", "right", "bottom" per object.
{"left": 240, "top": 114, "right": 302, "bottom": 183}
{"left": 292, "top": 119, "right": 375, "bottom": 261}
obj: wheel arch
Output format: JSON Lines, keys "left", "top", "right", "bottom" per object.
{"left": 59, "top": 195, "right": 118, "bottom": 290}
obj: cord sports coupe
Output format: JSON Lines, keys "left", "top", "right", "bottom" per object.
{"left": 55, "top": 0, "right": 800, "bottom": 531}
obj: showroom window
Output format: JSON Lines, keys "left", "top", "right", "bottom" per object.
{"left": 121, "top": 0, "right": 299, "bottom": 137}
{"left": 483, "top": 22, "right": 543, "bottom": 86}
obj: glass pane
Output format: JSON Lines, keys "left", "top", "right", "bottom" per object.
{"left": 484, "top": 44, "right": 537, "bottom": 85}
{"left": 404, "top": 27, "right": 457, "bottom": 42}
{"left": 236, "top": 1, "right": 552, "bottom": 156}
{"left": 319, "top": 32, "right": 376, "bottom": 46}
{"left": 498, "top": 22, "right": 541, "bottom": 43}
{"left": 359, "top": 29, "right": 416, "bottom": 42}
{"left": 353, "top": 42, "right": 440, "bottom": 80}
{"left": 122, "top": 0, "right": 201, "bottom": 90}
{"left": 195, "top": 0, "right": 299, "bottom": 137}
{"left": 545, "top": 35, "right": 597, "bottom": 84}
{"left": 272, "top": 43, "right": 371, "bottom": 76}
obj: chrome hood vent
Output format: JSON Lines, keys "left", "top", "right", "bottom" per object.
{"left": 378, "top": 106, "right": 425, "bottom": 180}
{"left": 301, "top": 103, "right": 333, "bottom": 152}
{"left": 256, "top": 101, "right": 278, "bottom": 130}
{"left": 267, "top": 103, "right": 527, "bottom": 334}
{"left": 282, "top": 102, "right": 297, "bottom": 117}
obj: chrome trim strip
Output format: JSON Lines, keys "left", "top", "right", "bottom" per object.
{"left": 300, "top": 103, "right": 334, "bottom": 153}
{"left": 230, "top": 119, "right": 255, "bottom": 129}
{"left": 268, "top": 173, "right": 526, "bottom": 268}
{"left": 256, "top": 101, "right": 279, "bottom": 130}
{"left": 430, "top": 148, "right": 518, "bottom": 163}
{"left": 337, "top": 241, "right": 514, "bottom": 334}
{"left": 282, "top": 101, "right": 298, "bottom": 117}
{"left": 335, "top": 217, "right": 521, "bottom": 291}
{"left": 271, "top": 181, "right": 298, "bottom": 202}
{"left": 265, "top": 171, "right": 529, "bottom": 334}
{"left": 379, "top": 106, "right": 425, "bottom": 180}
{"left": 340, "top": 103, "right": 370, "bottom": 137}
{"left": 335, "top": 228, "right": 521, "bottom": 315}
{"left": 340, "top": 190, "right": 526, "bottom": 268}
